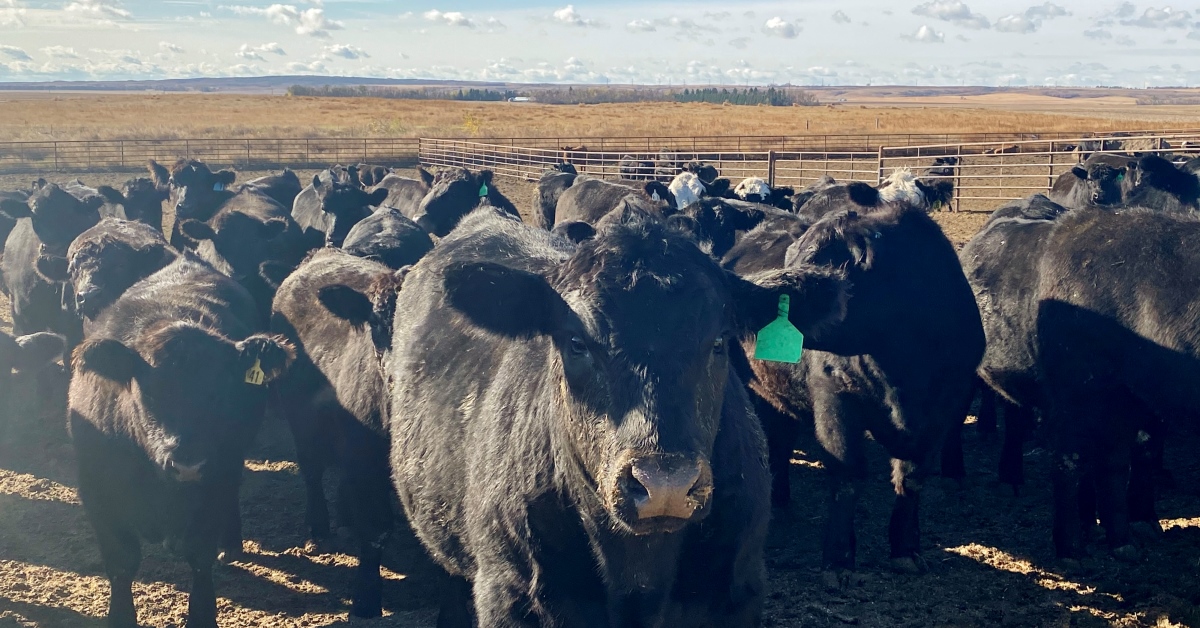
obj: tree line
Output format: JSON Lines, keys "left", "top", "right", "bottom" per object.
{"left": 287, "top": 84, "right": 821, "bottom": 106}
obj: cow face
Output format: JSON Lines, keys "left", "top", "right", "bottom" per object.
{"left": 165, "top": 160, "right": 237, "bottom": 222}
{"left": 734, "top": 177, "right": 773, "bottom": 203}
{"left": 180, "top": 211, "right": 288, "bottom": 281}
{"left": 312, "top": 174, "right": 389, "bottom": 247}
{"left": 413, "top": 168, "right": 492, "bottom": 237}
{"left": 121, "top": 178, "right": 170, "bottom": 230}
{"left": 1072, "top": 163, "right": 1127, "bottom": 206}
{"left": 443, "top": 216, "right": 847, "bottom": 535}
{"left": 58, "top": 221, "right": 173, "bottom": 320}
{"left": 74, "top": 325, "right": 293, "bottom": 483}
{"left": 0, "top": 332, "right": 65, "bottom": 421}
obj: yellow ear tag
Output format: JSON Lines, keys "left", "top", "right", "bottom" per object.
{"left": 244, "top": 359, "right": 266, "bottom": 386}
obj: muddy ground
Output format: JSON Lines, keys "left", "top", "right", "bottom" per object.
{"left": 1, "top": 167, "right": 1197, "bottom": 627}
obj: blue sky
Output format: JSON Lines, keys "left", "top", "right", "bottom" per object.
{"left": 1, "top": 1, "right": 1199, "bottom": 86}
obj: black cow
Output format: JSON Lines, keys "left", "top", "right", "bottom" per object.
{"left": 341, "top": 207, "right": 434, "bottom": 270}
{"left": 618, "top": 154, "right": 656, "bottom": 180}
{"left": 411, "top": 168, "right": 519, "bottom": 237}
{"left": 353, "top": 163, "right": 394, "bottom": 188}
{"left": 1050, "top": 155, "right": 1134, "bottom": 209}
{"left": 554, "top": 176, "right": 675, "bottom": 226}
{"left": 1, "top": 184, "right": 105, "bottom": 346}
{"left": 1034, "top": 207, "right": 1200, "bottom": 560}
{"left": 1183, "top": 157, "right": 1200, "bottom": 176}
{"left": 0, "top": 190, "right": 29, "bottom": 262}
{"left": 683, "top": 160, "right": 720, "bottom": 184}
{"left": 69, "top": 253, "right": 293, "bottom": 628}
{"left": 387, "top": 208, "right": 848, "bottom": 625}
{"left": 292, "top": 171, "right": 390, "bottom": 249}
{"left": 291, "top": 166, "right": 356, "bottom": 247}
{"left": 958, "top": 194, "right": 1068, "bottom": 489}
{"left": 1123, "top": 154, "right": 1200, "bottom": 211}
{"left": 668, "top": 197, "right": 775, "bottom": 259}
{"left": 731, "top": 177, "right": 795, "bottom": 211}
{"left": 790, "top": 175, "right": 838, "bottom": 213}
{"left": 271, "top": 248, "right": 408, "bottom": 617}
{"left": 535, "top": 166, "right": 578, "bottom": 230}
{"left": 95, "top": 178, "right": 170, "bottom": 233}
{"left": 147, "top": 159, "right": 238, "bottom": 249}
{"left": 242, "top": 169, "right": 303, "bottom": 210}
{"left": 36, "top": 218, "right": 176, "bottom": 332}
{"left": 726, "top": 200, "right": 984, "bottom": 578}
{"left": 0, "top": 331, "right": 66, "bottom": 442}
{"left": 372, "top": 168, "right": 435, "bottom": 215}
{"left": 177, "top": 190, "right": 306, "bottom": 324}
{"left": 795, "top": 181, "right": 884, "bottom": 221}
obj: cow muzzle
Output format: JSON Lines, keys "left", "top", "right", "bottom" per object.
{"left": 615, "top": 454, "right": 713, "bottom": 534}
{"left": 165, "top": 456, "right": 206, "bottom": 483}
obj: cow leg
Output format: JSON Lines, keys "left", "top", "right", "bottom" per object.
{"left": 473, "top": 562, "right": 540, "bottom": 627}
{"left": 218, "top": 475, "right": 244, "bottom": 563}
{"left": 1052, "top": 449, "right": 1087, "bottom": 560}
{"left": 1128, "top": 427, "right": 1160, "bottom": 526}
{"left": 1095, "top": 440, "right": 1136, "bottom": 560}
{"left": 759, "top": 402, "right": 799, "bottom": 508}
{"left": 888, "top": 458, "right": 927, "bottom": 573}
{"left": 187, "top": 563, "right": 219, "bottom": 628}
{"left": 295, "top": 441, "right": 331, "bottom": 544}
{"left": 939, "top": 393, "right": 970, "bottom": 482}
{"left": 976, "top": 385, "right": 998, "bottom": 436}
{"left": 347, "top": 438, "right": 393, "bottom": 618}
{"left": 998, "top": 402, "right": 1033, "bottom": 492}
{"left": 93, "top": 524, "right": 140, "bottom": 628}
{"left": 437, "top": 576, "right": 476, "bottom": 628}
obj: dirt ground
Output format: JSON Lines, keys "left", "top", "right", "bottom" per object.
{"left": 2, "top": 168, "right": 1198, "bottom": 627}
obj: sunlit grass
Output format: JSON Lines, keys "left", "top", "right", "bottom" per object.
{"left": 0, "top": 470, "right": 79, "bottom": 505}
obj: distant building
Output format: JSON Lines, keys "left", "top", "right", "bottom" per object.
{"left": 508, "top": 96, "right": 534, "bottom": 102}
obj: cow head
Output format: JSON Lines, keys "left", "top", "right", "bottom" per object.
{"left": 1070, "top": 163, "right": 1128, "bottom": 206}
{"left": 180, "top": 210, "right": 289, "bottom": 284}
{"left": 73, "top": 324, "right": 293, "bottom": 483}
{"left": 152, "top": 159, "right": 237, "bottom": 223}
{"left": 38, "top": 219, "right": 175, "bottom": 320}
{"left": 96, "top": 177, "right": 169, "bottom": 233}
{"left": 673, "top": 198, "right": 768, "bottom": 259}
{"left": 312, "top": 173, "right": 389, "bottom": 247}
{"left": 413, "top": 168, "right": 495, "bottom": 237}
{"left": 442, "top": 214, "right": 848, "bottom": 535}
{"left": 7, "top": 184, "right": 105, "bottom": 281}
{"left": 317, "top": 268, "right": 408, "bottom": 359}
{"left": 0, "top": 331, "right": 66, "bottom": 419}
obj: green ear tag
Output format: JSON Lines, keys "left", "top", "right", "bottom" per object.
{"left": 244, "top": 359, "right": 265, "bottom": 386}
{"left": 753, "top": 295, "right": 805, "bottom": 364}
{"left": 479, "top": 183, "right": 489, "bottom": 198}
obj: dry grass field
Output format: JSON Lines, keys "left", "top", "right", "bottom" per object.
{"left": 4, "top": 92, "right": 1200, "bottom": 142}
{"left": 3, "top": 94, "right": 1200, "bottom": 627}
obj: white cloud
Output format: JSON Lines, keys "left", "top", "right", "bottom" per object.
{"left": 0, "top": 44, "right": 30, "bottom": 61}
{"left": 158, "top": 41, "right": 183, "bottom": 54}
{"left": 626, "top": 18, "right": 654, "bottom": 32}
{"left": 1115, "top": 35, "right": 1136, "bottom": 45}
{"left": 912, "top": 0, "right": 989, "bottom": 29}
{"left": 1024, "top": 2, "right": 1069, "bottom": 20}
{"left": 64, "top": 0, "right": 131, "bottom": 20}
{"left": 995, "top": 14, "right": 1037, "bottom": 33}
{"left": 236, "top": 42, "right": 286, "bottom": 61}
{"left": 763, "top": 16, "right": 799, "bottom": 38}
{"left": 551, "top": 5, "right": 598, "bottom": 27}
{"left": 832, "top": 10, "right": 851, "bottom": 24}
{"left": 424, "top": 9, "right": 473, "bottom": 28}
{"left": 903, "top": 24, "right": 945, "bottom": 43}
{"left": 1120, "top": 7, "right": 1192, "bottom": 29}
{"left": 1189, "top": 30, "right": 1200, "bottom": 40}
{"left": 1, "top": 0, "right": 26, "bottom": 27}
{"left": 728, "top": 36, "right": 750, "bottom": 49}
{"left": 1084, "top": 28, "right": 1113, "bottom": 39}
{"left": 285, "top": 59, "right": 326, "bottom": 73}
{"left": 323, "top": 43, "right": 368, "bottom": 59}
{"left": 226, "top": 4, "right": 344, "bottom": 38}
{"left": 41, "top": 45, "right": 81, "bottom": 58}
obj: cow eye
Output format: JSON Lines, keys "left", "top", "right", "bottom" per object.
{"left": 568, "top": 336, "right": 589, "bottom": 356}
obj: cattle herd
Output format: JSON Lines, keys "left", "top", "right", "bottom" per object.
{"left": 1, "top": 148, "right": 1200, "bottom": 627}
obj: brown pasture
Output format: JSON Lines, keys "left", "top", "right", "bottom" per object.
{"left": 3, "top": 96, "right": 1200, "bottom": 627}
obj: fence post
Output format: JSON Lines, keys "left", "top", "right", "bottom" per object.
{"left": 306, "top": 139, "right": 310, "bottom": 165}
{"left": 767, "top": 150, "right": 777, "bottom": 187}
{"left": 185, "top": 140, "right": 190, "bottom": 160}
{"left": 120, "top": 140, "right": 125, "bottom": 168}
{"left": 246, "top": 139, "right": 251, "bottom": 167}
{"left": 53, "top": 142, "right": 59, "bottom": 171}
{"left": 876, "top": 148, "right": 884, "bottom": 184}
{"left": 954, "top": 144, "right": 963, "bottom": 213}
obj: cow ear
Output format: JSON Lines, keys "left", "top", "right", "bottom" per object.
{"left": 728, "top": 265, "right": 849, "bottom": 339}
{"left": 707, "top": 178, "right": 732, "bottom": 197}
{"left": 418, "top": 167, "right": 435, "bottom": 187}
{"left": 32, "top": 178, "right": 47, "bottom": 191}
{"left": 147, "top": 161, "right": 171, "bottom": 188}
{"left": 73, "top": 338, "right": 144, "bottom": 385}
{"left": 666, "top": 214, "right": 701, "bottom": 240}
{"left": 0, "top": 198, "right": 32, "bottom": 219}
{"left": 179, "top": 219, "right": 216, "bottom": 241}
{"left": 82, "top": 195, "right": 106, "bottom": 213}
{"left": 14, "top": 332, "right": 65, "bottom": 372}
{"left": 236, "top": 334, "right": 295, "bottom": 384}
{"left": 258, "top": 218, "right": 287, "bottom": 240}
{"left": 847, "top": 182, "right": 881, "bottom": 206}
{"left": 443, "top": 261, "right": 571, "bottom": 338}
{"left": 478, "top": 170, "right": 495, "bottom": 185}
{"left": 312, "top": 174, "right": 323, "bottom": 189}
{"left": 368, "top": 188, "right": 389, "bottom": 207}
{"left": 551, "top": 220, "right": 596, "bottom": 244}
{"left": 35, "top": 254, "right": 69, "bottom": 282}
{"left": 217, "top": 170, "right": 238, "bottom": 187}
{"left": 1071, "top": 166, "right": 1087, "bottom": 180}
{"left": 318, "top": 284, "right": 374, "bottom": 326}
{"left": 96, "top": 185, "right": 125, "bottom": 206}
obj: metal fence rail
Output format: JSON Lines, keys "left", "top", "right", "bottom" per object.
{"left": 419, "top": 139, "right": 881, "bottom": 188}
{"left": 879, "top": 132, "right": 1200, "bottom": 211}
{"left": 0, "top": 137, "right": 422, "bottom": 174}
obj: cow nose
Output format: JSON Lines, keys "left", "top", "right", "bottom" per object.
{"left": 623, "top": 456, "right": 711, "bottom": 521}
{"left": 75, "top": 286, "right": 100, "bottom": 315}
{"left": 165, "top": 456, "right": 206, "bottom": 482}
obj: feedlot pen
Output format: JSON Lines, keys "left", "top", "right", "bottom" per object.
{"left": 419, "top": 132, "right": 1200, "bottom": 212}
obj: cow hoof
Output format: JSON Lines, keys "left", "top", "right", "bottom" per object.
{"left": 1131, "top": 521, "right": 1164, "bottom": 540}
{"left": 889, "top": 555, "right": 928, "bottom": 575}
{"left": 217, "top": 546, "right": 245, "bottom": 565}
{"left": 1112, "top": 544, "right": 1141, "bottom": 563}
{"left": 820, "top": 569, "right": 863, "bottom": 590}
